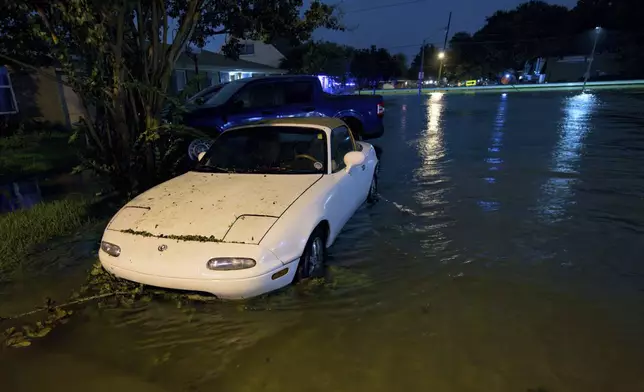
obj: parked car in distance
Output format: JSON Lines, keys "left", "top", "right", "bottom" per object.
{"left": 99, "top": 118, "right": 379, "bottom": 299}
{"left": 181, "top": 75, "right": 385, "bottom": 160}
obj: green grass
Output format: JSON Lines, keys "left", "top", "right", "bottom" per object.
{"left": 0, "top": 197, "right": 92, "bottom": 280}
{"left": 0, "top": 132, "right": 78, "bottom": 183}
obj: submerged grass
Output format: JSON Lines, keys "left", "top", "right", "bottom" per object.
{"left": 0, "top": 197, "right": 92, "bottom": 280}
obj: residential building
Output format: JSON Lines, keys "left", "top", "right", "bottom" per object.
{"left": 221, "top": 38, "right": 286, "bottom": 69}
{"left": 170, "top": 48, "right": 283, "bottom": 94}
{"left": 1, "top": 65, "right": 82, "bottom": 129}
{"left": 2, "top": 49, "right": 283, "bottom": 128}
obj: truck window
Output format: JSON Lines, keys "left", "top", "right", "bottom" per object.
{"left": 330, "top": 125, "right": 356, "bottom": 172}
{"left": 235, "top": 82, "right": 278, "bottom": 109}
{"left": 280, "top": 81, "right": 314, "bottom": 105}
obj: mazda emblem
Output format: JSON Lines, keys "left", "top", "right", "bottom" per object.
{"left": 158, "top": 244, "right": 168, "bottom": 252}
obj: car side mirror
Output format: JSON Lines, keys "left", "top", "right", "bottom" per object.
{"left": 343, "top": 151, "right": 365, "bottom": 173}
{"left": 197, "top": 151, "right": 207, "bottom": 162}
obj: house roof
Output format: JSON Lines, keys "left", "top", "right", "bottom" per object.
{"left": 177, "top": 49, "right": 282, "bottom": 73}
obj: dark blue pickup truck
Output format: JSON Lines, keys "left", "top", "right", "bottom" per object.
{"left": 182, "top": 75, "right": 385, "bottom": 160}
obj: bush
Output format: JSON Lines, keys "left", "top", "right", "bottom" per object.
{"left": 0, "top": 197, "right": 92, "bottom": 280}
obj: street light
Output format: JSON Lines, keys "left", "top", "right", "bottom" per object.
{"left": 583, "top": 27, "right": 602, "bottom": 91}
{"left": 437, "top": 51, "right": 446, "bottom": 85}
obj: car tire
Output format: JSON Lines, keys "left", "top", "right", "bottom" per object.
{"left": 294, "top": 227, "right": 327, "bottom": 281}
{"left": 367, "top": 164, "right": 379, "bottom": 204}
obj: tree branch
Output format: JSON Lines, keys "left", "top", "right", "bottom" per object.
{"left": 136, "top": 0, "right": 150, "bottom": 86}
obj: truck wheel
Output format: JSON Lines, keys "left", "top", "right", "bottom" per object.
{"left": 188, "top": 138, "right": 213, "bottom": 161}
{"left": 341, "top": 117, "right": 363, "bottom": 141}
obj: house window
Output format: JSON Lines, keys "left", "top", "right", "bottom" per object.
{"left": 0, "top": 66, "right": 18, "bottom": 114}
{"left": 240, "top": 43, "right": 255, "bottom": 55}
{"left": 175, "top": 70, "right": 187, "bottom": 91}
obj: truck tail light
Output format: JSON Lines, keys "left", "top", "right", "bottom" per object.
{"left": 377, "top": 101, "right": 385, "bottom": 118}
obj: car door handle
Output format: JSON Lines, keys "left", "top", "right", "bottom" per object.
{"left": 302, "top": 106, "right": 315, "bottom": 112}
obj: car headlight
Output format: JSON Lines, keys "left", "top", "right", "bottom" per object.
{"left": 101, "top": 241, "right": 121, "bottom": 257}
{"left": 206, "top": 258, "right": 256, "bottom": 271}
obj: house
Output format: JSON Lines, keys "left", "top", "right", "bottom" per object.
{"left": 2, "top": 50, "right": 284, "bottom": 129}
{"left": 0, "top": 66, "right": 18, "bottom": 115}
{"left": 170, "top": 48, "right": 284, "bottom": 94}
{"left": 1, "top": 65, "right": 82, "bottom": 129}
{"left": 220, "top": 38, "right": 286, "bottom": 69}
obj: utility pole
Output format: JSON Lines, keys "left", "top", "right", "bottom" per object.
{"left": 437, "top": 11, "right": 452, "bottom": 85}
{"left": 418, "top": 39, "right": 426, "bottom": 95}
{"left": 583, "top": 27, "right": 601, "bottom": 91}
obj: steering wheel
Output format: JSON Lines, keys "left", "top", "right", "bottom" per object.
{"left": 295, "top": 154, "right": 319, "bottom": 163}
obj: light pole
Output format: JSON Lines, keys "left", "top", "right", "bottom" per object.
{"left": 583, "top": 27, "right": 601, "bottom": 91}
{"left": 418, "top": 39, "right": 426, "bottom": 95}
{"left": 437, "top": 51, "right": 446, "bottom": 85}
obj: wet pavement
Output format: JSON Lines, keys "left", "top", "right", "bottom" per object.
{"left": 2, "top": 91, "right": 644, "bottom": 391}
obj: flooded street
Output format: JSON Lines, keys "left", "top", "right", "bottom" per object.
{"left": 2, "top": 91, "right": 644, "bottom": 391}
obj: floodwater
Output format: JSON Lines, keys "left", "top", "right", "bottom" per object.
{"left": 0, "top": 171, "right": 98, "bottom": 214}
{"left": 2, "top": 91, "right": 644, "bottom": 391}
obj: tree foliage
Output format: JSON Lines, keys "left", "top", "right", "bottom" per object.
{"left": 350, "top": 46, "right": 406, "bottom": 86}
{"left": 0, "top": 1, "right": 55, "bottom": 66}
{"left": 1, "top": 0, "right": 340, "bottom": 193}
{"left": 280, "top": 40, "right": 352, "bottom": 78}
{"left": 280, "top": 41, "right": 408, "bottom": 86}
{"left": 446, "top": 0, "right": 644, "bottom": 80}
{"left": 408, "top": 43, "right": 439, "bottom": 81}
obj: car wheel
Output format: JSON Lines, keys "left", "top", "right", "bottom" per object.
{"left": 367, "top": 164, "right": 379, "bottom": 203}
{"left": 295, "top": 228, "right": 327, "bottom": 281}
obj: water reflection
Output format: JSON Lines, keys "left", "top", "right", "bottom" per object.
{"left": 418, "top": 93, "right": 445, "bottom": 177}
{"left": 483, "top": 95, "right": 507, "bottom": 184}
{"left": 0, "top": 180, "right": 43, "bottom": 213}
{"left": 538, "top": 93, "right": 598, "bottom": 221}
{"left": 400, "top": 103, "right": 407, "bottom": 134}
{"left": 412, "top": 93, "right": 451, "bottom": 256}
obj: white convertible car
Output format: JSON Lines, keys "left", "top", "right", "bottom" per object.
{"left": 99, "top": 118, "right": 379, "bottom": 299}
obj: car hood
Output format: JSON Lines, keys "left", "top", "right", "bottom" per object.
{"left": 107, "top": 171, "right": 321, "bottom": 244}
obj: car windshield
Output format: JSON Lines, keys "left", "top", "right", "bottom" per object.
{"left": 203, "top": 79, "right": 249, "bottom": 106}
{"left": 195, "top": 126, "right": 327, "bottom": 175}
{"left": 187, "top": 83, "right": 227, "bottom": 104}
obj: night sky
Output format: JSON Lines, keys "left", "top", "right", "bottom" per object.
{"left": 205, "top": 0, "right": 578, "bottom": 59}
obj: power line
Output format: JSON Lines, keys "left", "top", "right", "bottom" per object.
{"left": 383, "top": 33, "right": 589, "bottom": 51}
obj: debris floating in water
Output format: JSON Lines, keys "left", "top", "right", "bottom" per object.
{"left": 379, "top": 195, "right": 419, "bottom": 216}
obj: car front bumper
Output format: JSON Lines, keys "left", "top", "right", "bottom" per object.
{"left": 99, "top": 230, "right": 297, "bottom": 299}
{"left": 101, "top": 258, "right": 297, "bottom": 300}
